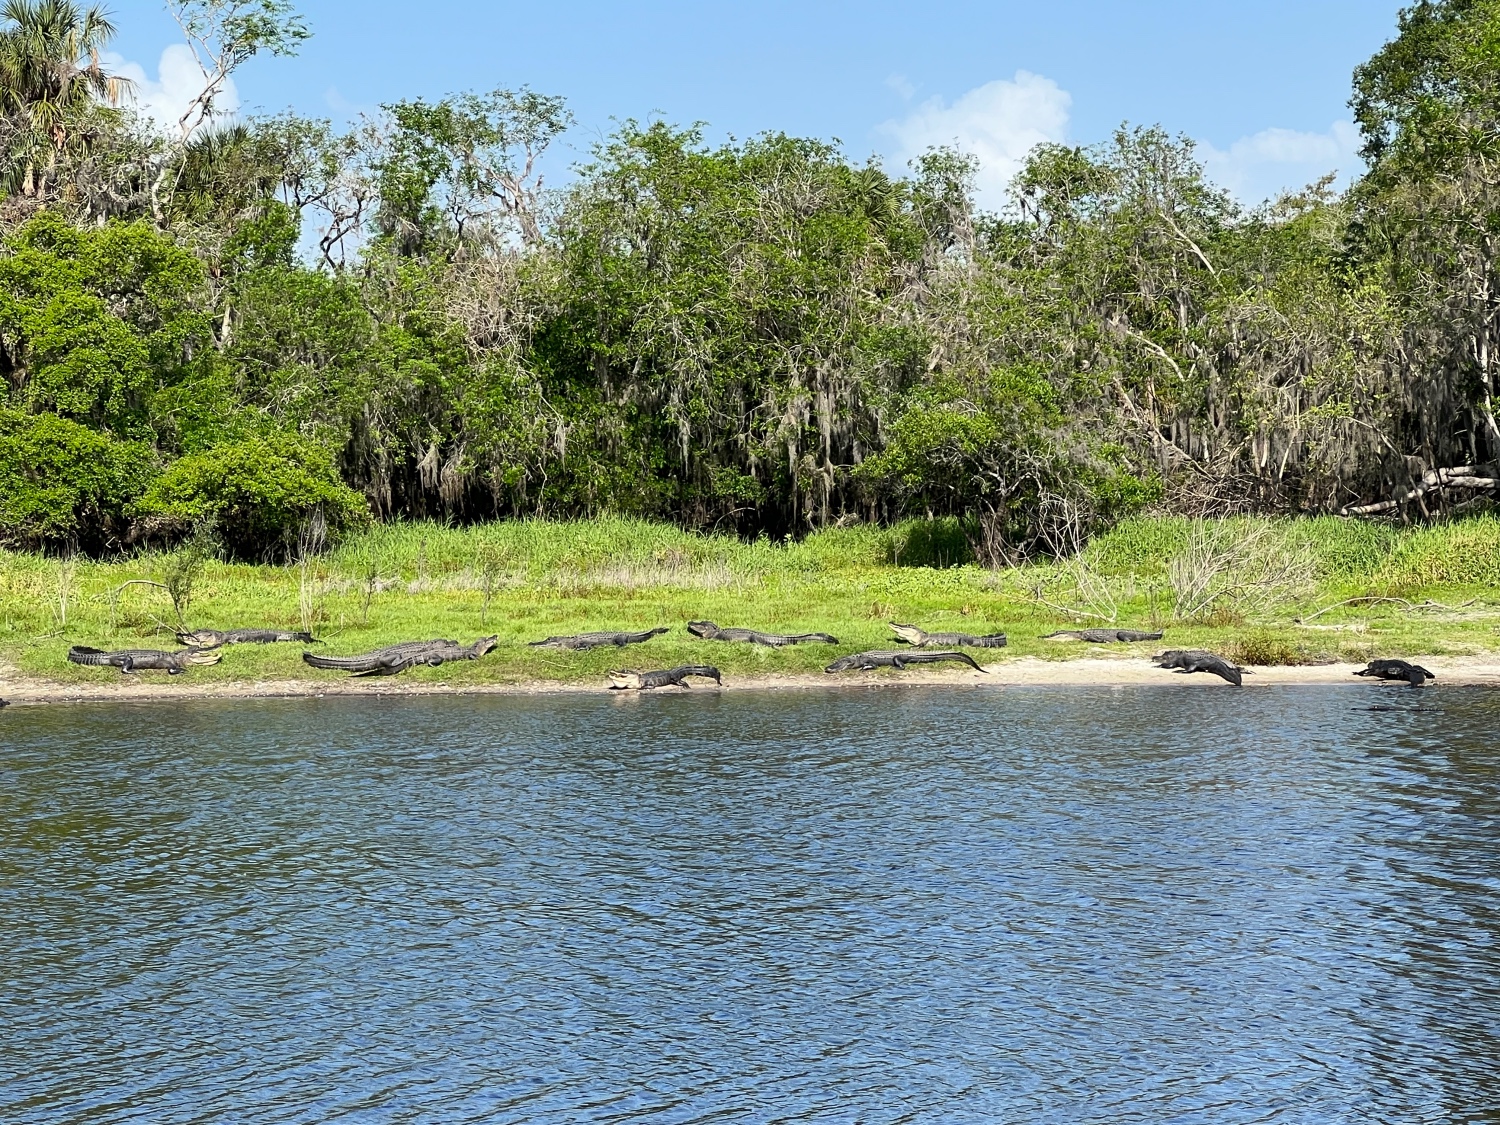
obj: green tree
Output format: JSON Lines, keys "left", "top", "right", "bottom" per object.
{"left": 0, "top": 212, "right": 214, "bottom": 439}
{"left": 0, "top": 407, "right": 151, "bottom": 547}
{"left": 1350, "top": 0, "right": 1500, "bottom": 470}
{"left": 132, "top": 432, "right": 367, "bottom": 556}
{"left": 0, "top": 0, "right": 129, "bottom": 196}
{"left": 373, "top": 86, "right": 571, "bottom": 255}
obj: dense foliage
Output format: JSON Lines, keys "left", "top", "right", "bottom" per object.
{"left": 2, "top": 0, "right": 1499, "bottom": 558}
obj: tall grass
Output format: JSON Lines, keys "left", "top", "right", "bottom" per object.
{"left": 1082, "top": 515, "right": 1418, "bottom": 584}
{"left": 2, "top": 513, "right": 1498, "bottom": 684}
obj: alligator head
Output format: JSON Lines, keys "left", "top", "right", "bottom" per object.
{"left": 472, "top": 635, "right": 500, "bottom": 657}
{"left": 608, "top": 670, "right": 643, "bottom": 690}
{"left": 685, "top": 621, "right": 718, "bottom": 639}
{"left": 888, "top": 623, "right": 925, "bottom": 644}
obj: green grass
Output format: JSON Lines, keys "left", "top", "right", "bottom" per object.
{"left": 2, "top": 514, "right": 1498, "bottom": 689}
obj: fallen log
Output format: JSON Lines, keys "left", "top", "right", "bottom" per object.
{"left": 1340, "top": 467, "right": 1500, "bottom": 517}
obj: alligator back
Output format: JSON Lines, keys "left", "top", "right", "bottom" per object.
{"left": 179, "top": 628, "right": 317, "bottom": 647}
{"left": 420, "top": 636, "right": 500, "bottom": 664}
{"left": 530, "top": 628, "right": 669, "bottom": 650}
{"left": 302, "top": 638, "right": 450, "bottom": 675}
{"left": 689, "top": 621, "right": 837, "bottom": 646}
{"left": 1045, "top": 629, "right": 1163, "bottom": 643}
{"left": 303, "top": 637, "right": 493, "bottom": 675}
{"left": 610, "top": 664, "right": 722, "bottom": 689}
{"left": 68, "top": 646, "right": 220, "bottom": 673}
{"left": 1153, "top": 648, "right": 1209, "bottom": 668}
{"left": 1154, "top": 648, "right": 1242, "bottom": 685}
{"left": 1185, "top": 654, "right": 1242, "bottom": 686}
{"left": 826, "top": 649, "right": 986, "bottom": 673}
{"left": 136, "top": 647, "right": 221, "bottom": 671}
{"left": 1356, "top": 658, "right": 1434, "bottom": 685}
{"left": 890, "top": 623, "right": 1006, "bottom": 648}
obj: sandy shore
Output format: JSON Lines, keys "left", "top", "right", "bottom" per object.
{"left": 3, "top": 655, "right": 1496, "bottom": 705}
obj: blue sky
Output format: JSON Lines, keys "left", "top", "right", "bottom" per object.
{"left": 101, "top": 0, "right": 1403, "bottom": 206}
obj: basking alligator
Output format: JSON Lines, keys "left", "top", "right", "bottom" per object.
{"left": 528, "top": 628, "right": 669, "bottom": 651}
{"left": 1355, "top": 658, "right": 1435, "bottom": 686}
{"left": 177, "top": 628, "right": 318, "bottom": 648}
{"left": 889, "top": 623, "right": 1007, "bottom": 648}
{"left": 687, "top": 620, "right": 838, "bottom": 646}
{"left": 825, "top": 650, "right": 987, "bottom": 674}
{"left": 609, "top": 665, "right": 723, "bottom": 690}
{"left": 68, "top": 646, "right": 222, "bottom": 674}
{"left": 1043, "top": 629, "right": 1164, "bottom": 643}
{"left": 1152, "top": 648, "right": 1246, "bottom": 686}
{"left": 303, "top": 636, "right": 497, "bottom": 677}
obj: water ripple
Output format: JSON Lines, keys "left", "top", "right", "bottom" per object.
{"left": 3, "top": 686, "right": 1498, "bottom": 1123}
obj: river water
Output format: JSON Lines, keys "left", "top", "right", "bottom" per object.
{"left": 2, "top": 686, "right": 1498, "bottom": 1123}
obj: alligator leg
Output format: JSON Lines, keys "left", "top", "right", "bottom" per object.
{"left": 353, "top": 657, "right": 412, "bottom": 677}
{"left": 120, "top": 656, "right": 135, "bottom": 674}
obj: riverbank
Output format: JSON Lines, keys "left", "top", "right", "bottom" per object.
{"left": 4, "top": 655, "right": 1497, "bottom": 705}
{"left": 4, "top": 514, "right": 1500, "bottom": 701}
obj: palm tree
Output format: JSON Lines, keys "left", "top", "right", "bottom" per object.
{"left": 0, "top": 0, "right": 129, "bottom": 195}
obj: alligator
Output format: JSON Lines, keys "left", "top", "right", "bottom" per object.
{"left": 608, "top": 665, "right": 723, "bottom": 690}
{"left": 528, "top": 628, "right": 670, "bottom": 651}
{"left": 1043, "top": 629, "right": 1164, "bottom": 643}
{"left": 825, "top": 650, "right": 988, "bottom": 674}
{"left": 1354, "top": 658, "right": 1435, "bottom": 687}
{"left": 177, "top": 628, "right": 318, "bottom": 648}
{"left": 302, "top": 636, "right": 497, "bottom": 677}
{"left": 1152, "top": 648, "right": 1246, "bottom": 686}
{"left": 68, "top": 646, "right": 222, "bottom": 674}
{"left": 687, "top": 620, "right": 838, "bottom": 646}
{"left": 888, "top": 623, "right": 1007, "bottom": 648}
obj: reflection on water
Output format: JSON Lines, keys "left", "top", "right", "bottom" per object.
{"left": 2, "top": 686, "right": 1498, "bottom": 1123}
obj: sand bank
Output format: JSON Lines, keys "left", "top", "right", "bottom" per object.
{"left": 3, "top": 655, "right": 1497, "bottom": 706}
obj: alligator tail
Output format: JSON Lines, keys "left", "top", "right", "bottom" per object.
{"left": 67, "top": 646, "right": 114, "bottom": 666}
{"left": 303, "top": 652, "right": 385, "bottom": 671}
{"left": 936, "top": 651, "right": 984, "bottom": 669}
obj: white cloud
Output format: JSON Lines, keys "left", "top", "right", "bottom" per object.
{"left": 103, "top": 44, "right": 239, "bottom": 136}
{"left": 1200, "top": 120, "right": 1364, "bottom": 205}
{"left": 885, "top": 73, "right": 917, "bottom": 102}
{"left": 323, "top": 86, "right": 372, "bottom": 120}
{"left": 880, "top": 71, "right": 1071, "bottom": 209}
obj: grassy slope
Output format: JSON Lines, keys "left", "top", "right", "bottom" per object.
{"left": 2, "top": 514, "right": 1498, "bottom": 689}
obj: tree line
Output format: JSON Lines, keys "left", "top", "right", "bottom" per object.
{"left": 1, "top": 0, "right": 1497, "bottom": 559}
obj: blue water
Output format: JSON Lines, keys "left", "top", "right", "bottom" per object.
{"left": 3, "top": 686, "right": 1498, "bottom": 1123}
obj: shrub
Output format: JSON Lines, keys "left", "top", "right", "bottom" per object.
{"left": 1229, "top": 630, "right": 1313, "bottom": 667}
{"left": 133, "top": 435, "right": 369, "bottom": 558}
{"left": 0, "top": 409, "right": 152, "bottom": 548}
{"left": 885, "top": 517, "right": 975, "bottom": 567}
